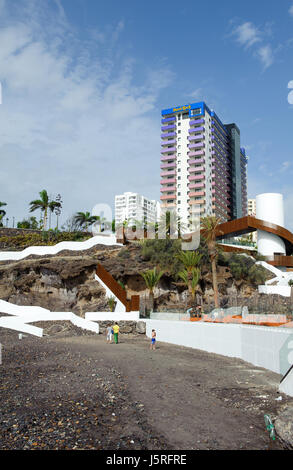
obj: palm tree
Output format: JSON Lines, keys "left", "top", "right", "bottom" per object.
{"left": 178, "top": 267, "right": 200, "bottom": 301}
{"left": 73, "top": 211, "right": 100, "bottom": 231}
{"left": 141, "top": 267, "right": 164, "bottom": 311}
{"left": 29, "top": 190, "right": 51, "bottom": 230}
{"left": 0, "top": 201, "right": 6, "bottom": 227}
{"left": 107, "top": 296, "right": 116, "bottom": 312}
{"left": 158, "top": 210, "right": 186, "bottom": 239}
{"left": 176, "top": 251, "right": 202, "bottom": 297}
{"left": 48, "top": 200, "right": 61, "bottom": 229}
{"left": 0, "top": 201, "right": 7, "bottom": 217}
{"left": 200, "top": 216, "right": 223, "bottom": 308}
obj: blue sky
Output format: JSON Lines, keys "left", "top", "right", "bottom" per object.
{"left": 0, "top": 0, "right": 293, "bottom": 229}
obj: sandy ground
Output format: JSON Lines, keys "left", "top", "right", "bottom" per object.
{"left": 1, "top": 326, "right": 292, "bottom": 450}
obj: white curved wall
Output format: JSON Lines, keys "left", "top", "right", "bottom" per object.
{"left": 256, "top": 193, "right": 286, "bottom": 257}
{"left": 256, "top": 193, "right": 284, "bottom": 227}
{"left": 0, "top": 235, "right": 121, "bottom": 262}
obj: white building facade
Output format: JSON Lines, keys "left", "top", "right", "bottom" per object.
{"left": 115, "top": 192, "right": 159, "bottom": 226}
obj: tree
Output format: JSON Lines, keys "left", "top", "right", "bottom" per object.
{"left": 73, "top": 211, "right": 100, "bottom": 231}
{"left": 48, "top": 200, "right": 62, "bottom": 229}
{"left": 200, "top": 216, "right": 223, "bottom": 308}
{"left": 54, "top": 194, "right": 63, "bottom": 229}
{"left": 0, "top": 201, "right": 7, "bottom": 227}
{"left": 141, "top": 267, "right": 164, "bottom": 311}
{"left": 17, "top": 216, "right": 38, "bottom": 229}
{"left": 158, "top": 210, "right": 186, "bottom": 239}
{"left": 176, "top": 251, "right": 202, "bottom": 298}
{"left": 178, "top": 268, "right": 200, "bottom": 301}
{"left": 107, "top": 296, "right": 116, "bottom": 312}
{"left": 29, "top": 190, "right": 50, "bottom": 230}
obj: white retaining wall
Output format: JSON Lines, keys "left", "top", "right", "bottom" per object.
{"left": 145, "top": 320, "right": 293, "bottom": 375}
{"left": 0, "top": 299, "right": 99, "bottom": 336}
{"left": 258, "top": 285, "right": 291, "bottom": 297}
{"left": 0, "top": 234, "right": 121, "bottom": 262}
{"left": 85, "top": 312, "right": 140, "bottom": 321}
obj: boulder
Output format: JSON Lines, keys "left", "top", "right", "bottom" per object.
{"left": 136, "top": 321, "right": 146, "bottom": 334}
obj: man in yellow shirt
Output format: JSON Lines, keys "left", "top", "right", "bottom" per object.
{"left": 113, "top": 323, "right": 120, "bottom": 344}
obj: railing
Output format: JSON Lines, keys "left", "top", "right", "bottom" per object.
{"left": 96, "top": 263, "right": 139, "bottom": 312}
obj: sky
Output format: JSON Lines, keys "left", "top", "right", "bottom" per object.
{"left": 0, "top": 0, "right": 293, "bottom": 229}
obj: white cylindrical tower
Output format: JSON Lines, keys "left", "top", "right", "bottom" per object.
{"left": 256, "top": 193, "right": 286, "bottom": 258}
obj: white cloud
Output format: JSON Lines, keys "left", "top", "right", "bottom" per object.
{"left": 289, "top": 4, "right": 293, "bottom": 17}
{"left": 232, "top": 22, "right": 261, "bottom": 48}
{"left": 231, "top": 21, "right": 275, "bottom": 69}
{"left": 0, "top": 0, "right": 174, "bottom": 225}
{"left": 256, "top": 45, "right": 274, "bottom": 69}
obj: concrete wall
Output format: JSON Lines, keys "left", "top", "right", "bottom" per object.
{"left": 145, "top": 319, "right": 293, "bottom": 375}
{"left": 258, "top": 285, "right": 291, "bottom": 297}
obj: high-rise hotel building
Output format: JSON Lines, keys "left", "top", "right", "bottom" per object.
{"left": 160, "top": 101, "right": 248, "bottom": 226}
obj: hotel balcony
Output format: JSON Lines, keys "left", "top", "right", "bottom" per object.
{"left": 161, "top": 147, "right": 176, "bottom": 154}
{"left": 161, "top": 132, "right": 176, "bottom": 139}
{"left": 161, "top": 116, "right": 176, "bottom": 124}
{"left": 188, "top": 150, "right": 205, "bottom": 158}
{"left": 161, "top": 139, "right": 176, "bottom": 147}
{"left": 189, "top": 191, "right": 205, "bottom": 198}
{"left": 160, "top": 162, "right": 176, "bottom": 169}
{"left": 189, "top": 126, "right": 205, "bottom": 134}
{"left": 161, "top": 124, "right": 176, "bottom": 131}
{"left": 189, "top": 182, "right": 205, "bottom": 189}
{"left": 160, "top": 194, "right": 176, "bottom": 201}
{"left": 160, "top": 170, "right": 176, "bottom": 177}
{"left": 160, "top": 186, "right": 176, "bottom": 192}
{"left": 188, "top": 134, "right": 204, "bottom": 142}
{"left": 189, "top": 199, "right": 205, "bottom": 205}
{"left": 188, "top": 142, "right": 205, "bottom": 150}
{"left": 188, "top": 174, "right": 205, "bottom": 181}
{"left": 189, "top": 118, "right": 205, "bottom": 126}
{"left": 160, "top": 178, "right": 176, "bottom": 185}
{"left": 188, "top": 158, "right": 205, "bottom": 166}
{"left": 189, "top": 165, "right": 205, "bottom": 173}
{"left": 161, "top": 154, "right": 176, "bottom": 161}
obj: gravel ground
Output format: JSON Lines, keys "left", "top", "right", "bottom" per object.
{"left": 1, "top": 325, "right": 293, "bottom": 450}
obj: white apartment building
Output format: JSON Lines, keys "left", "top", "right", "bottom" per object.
{"left": 115, "top": 192, "right": 159, "bottom": 226}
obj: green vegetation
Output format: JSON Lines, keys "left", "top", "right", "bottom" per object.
{"left": 0, "top": 201, "right": 7, "bottom": 227}
{"left": 218, "top": 252, "right": 269, "bottom": 286}
{"left": 141, "top": 267, "right": 164, "bottom": 311}
{"left": 178, "top": 267, "right": 200, "bottom": 301}
{"left": 200, "top": 216, "right": 222, "bottom": 308}
{"left": 73, "top": 211, "right": 100, "bottom": 231}
{"left": 107, "top": 296, "right": 116, "bottom": 312}
{"left": 17, "top": 216, "right": 39, "bottom": 229}
{"left": 0, "top": 231, "right": 91, "bottom": 248}
{"left": 29, "top": 190, "right": 61, "bottom": 230}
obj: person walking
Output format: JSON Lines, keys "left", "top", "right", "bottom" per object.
{"left": 113, "top": 322, "right": 120, "bottom": 344}
{"left": 106, "top": 325, "right": 113, "bottom": 343}
{"left": 150, "top": 329, "right": 156, "bottom": 350}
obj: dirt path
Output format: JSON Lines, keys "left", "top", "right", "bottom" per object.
{"left": 1, "top": 329, "right": 292, "bottom": 450}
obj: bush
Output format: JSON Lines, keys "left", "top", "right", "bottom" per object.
{"left": 0, "top": 231, "right": 92, "bottom": 249}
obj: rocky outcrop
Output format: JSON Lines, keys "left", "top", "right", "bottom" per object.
{"left": 97, "top": 321, "right": 146, "bottom": 335}
{"left": 275, "top": 405, "right": 293, "bottom": 449}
